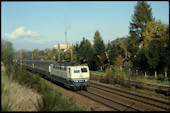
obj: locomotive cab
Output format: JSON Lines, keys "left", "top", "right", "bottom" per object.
{"left": 67, "top": 66, "right": 90, "bottom": 90}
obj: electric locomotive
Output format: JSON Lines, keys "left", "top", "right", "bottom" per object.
{"left": 16, "top": 60, "right": 90, "bottom": 90}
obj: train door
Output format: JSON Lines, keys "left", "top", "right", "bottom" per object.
{"left": 67, "top": 67, "right": 71, "bottom": 79}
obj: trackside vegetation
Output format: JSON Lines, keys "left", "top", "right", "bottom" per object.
{"left": 2, "top": 63, "right": 85, "bottom": 111}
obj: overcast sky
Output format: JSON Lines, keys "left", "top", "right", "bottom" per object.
{"left": 1, "top": 1, "right": 169, "bottom": 51}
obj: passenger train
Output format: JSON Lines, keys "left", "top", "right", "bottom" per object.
{"left": 16, "top": 60, "right": 90, "bottom": 90}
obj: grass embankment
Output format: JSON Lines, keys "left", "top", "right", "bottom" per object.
{"left": 1, "top": 62, "right": 85, "bottom": 111}
{"left": 1, "top": 71, "right": 41, "bottom": 111}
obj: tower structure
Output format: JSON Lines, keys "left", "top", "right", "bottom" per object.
{"left": 65, "top": 32, "right": 67, "bottom": 45}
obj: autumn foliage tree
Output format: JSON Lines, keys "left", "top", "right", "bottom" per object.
{"left": 114, "top": 55, "right": 125, "bottom": 71}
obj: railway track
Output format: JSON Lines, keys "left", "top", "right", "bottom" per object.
{"left": 91, "top": 74, "right": 170, "bottom": 95}
{"left": 125, "top": 79, "right": 170, "bottom": 95}
{"left": 81, "top": 80, "right": 170, "bottom": 111}
{"left": 77, "top": 90, "right": 141, "bottom": 111}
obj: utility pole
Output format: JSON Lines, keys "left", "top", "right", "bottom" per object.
{"left": 20, "top": 50, "right": 22, "bottom": 68}
{"left": 58, "top": 43, "right": 60, "bottom": 62}
{"left": 71, "top": 44, "right": 73, "bottom": 62}
{"left": 32, "top": 52, "right": 33, "bottom": 60}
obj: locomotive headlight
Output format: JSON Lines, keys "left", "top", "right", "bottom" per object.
{"left": 85, "top": 78, "right": 89, "bottom": 82}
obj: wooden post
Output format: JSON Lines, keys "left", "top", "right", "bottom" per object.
{"left": 20, "top": 50, "right": 22, "bottom": 68}
{"left": 71, "top": 49, "right": 73, "bottom": 61}
{"left": 145, "top": 72, "right": 147, "bottom": 78}
{"left": 32, "top": 52, "right": 33, "bottom": 60}
{"left": 165, "top": 72, "right": 167, "bottom": 78}
{"left": 136, "top": 70, "right": 138, "bottom": 76}
{"left": 154, "top": 71, "right": 157, "bottom": 78}
{"left": 58, "top": 44, "right": 60, "bottom": 62}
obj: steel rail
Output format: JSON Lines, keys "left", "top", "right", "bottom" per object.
{"left": 77, "top": 91, "right": 122, "bottom": 111}
{"left": 90, "top": 82, "right": 170, "bottom": 111}
{"left": 86, "top": 90, "right": 141, "bottom": 111}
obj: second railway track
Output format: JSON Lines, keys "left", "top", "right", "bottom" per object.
{"left": 77, "top": 80, "right": 170, "bottom": 111}
{"left": 77, "top": 90, "right": 141, "bottom": 111}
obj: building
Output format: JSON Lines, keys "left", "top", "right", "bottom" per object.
{"left": 54, "top": 44, "right": 72, "bottom": 52}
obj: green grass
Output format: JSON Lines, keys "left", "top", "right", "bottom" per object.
{"left": 90, "top": 70, "right": 106, "bottom": 75}
{"left": 145, "top": 78, "right": 170, "bottom": 85}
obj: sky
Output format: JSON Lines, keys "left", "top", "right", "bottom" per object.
{"left": 1, "top": 1, "right": 169, "bottom": 51}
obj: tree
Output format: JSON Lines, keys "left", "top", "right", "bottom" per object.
{"left": 146, "top": 40, "right": 161, "bottom": 73}
{"left": 129, "top": 1, "right": 154, "bottom": 42}
{"left": 57, "top": 44, "right": 60, "bottom": 62}
{"left": 127, "top": 37, "right": 139, "bottom": 60}
{"left": 51, "top": 47, "right": 57, "bottom": 60}
{"left": 142, "top": 19, "right": 155, "bottom": 48}
{"left": 78, "top": 37, "right": 93, "bottom": 64}
{"left": 114, "top": 55, "right": 125, "bottom": 71}
{"left": 154, "top": 20, "right": 168, "bottom": 39}
{"left": 142, "top": 20, "right": 168, "bottom": 49}
{"left": 133, "top": 48, "right": 149, "bottom": 72}
{"left": 45, "top": 48, "right": 52, "bottom": 60}
{"left": 73, "top": 43, "right": 80, "bottom": 63}
{"left": 106, "top": 41, "right": 112, "bottom": 52}
{"left": 160, "top": 25, "right": 169, "bottom": 71}
{"left": 93, "top": 30, "right": 107, "bottom": 71}
{"left": 65, "top": 49, "right": 71, "bottom": 61}
{"left": 142, "top": 20, "right": 169, "bottom": 74}
{"left": 108, "top": 44, "right": 118, "bottom": 65}
{"left": 1, "top": 39, "right": 15, "bottom": 64}
{"left": 32, "top": 48, "right": 39, "bottom": 60}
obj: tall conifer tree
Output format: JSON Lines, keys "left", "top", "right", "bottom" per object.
{"left": 93, "top": 30, "right": 107, "bottom": 70}
{"left": 129, "top": 1, "right": 154, "bottom": 42}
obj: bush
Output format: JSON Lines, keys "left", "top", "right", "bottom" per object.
{"left": 39, "top": 83, "right": 85, "bottom": 111}
{"left": 157, "top": 74, "right": 165, "bottom": 81}
{"left": 5, "top": 64, "right": 14, "bottom": 79}
{"left": 136, "top": 79, "right": 147, "bottom": 89}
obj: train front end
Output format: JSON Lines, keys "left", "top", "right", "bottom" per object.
{"left": 68, "top": 66, "right": 90, "bottom": 90}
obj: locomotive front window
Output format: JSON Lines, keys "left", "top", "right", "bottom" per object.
{"left": 81, "top": 68, "right": 87, "bottom": 72}
{"left": 74, "top": 70, "right": 80, "bottom": 73}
